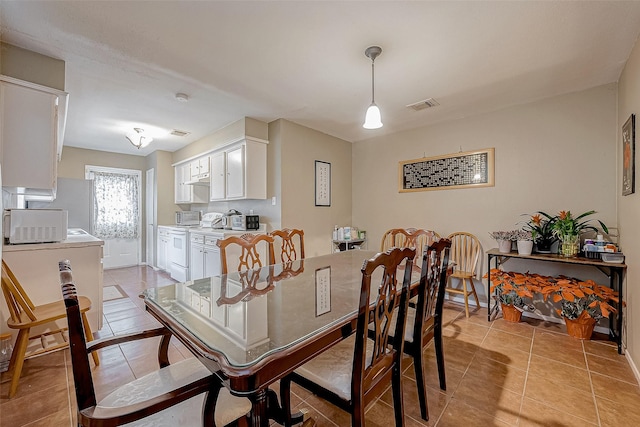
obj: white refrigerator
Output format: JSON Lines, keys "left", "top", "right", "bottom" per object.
{"left": 28, "top": 177, "right": 94, "bottom": 232}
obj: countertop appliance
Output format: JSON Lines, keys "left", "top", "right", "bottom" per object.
{"left": 231, "top": 214, "right": 260, "bottom": 231}
{"left": 221, "top": 209, "right": 242, "bottom": 230}
{"left": 200, "top": 212, "right": 224, "bottom": 229}
{"left": 3, "top": 208, "right": 68, "bottom": 244}
{"left": 175, "top": 210, "right": 200, "bottom": 226}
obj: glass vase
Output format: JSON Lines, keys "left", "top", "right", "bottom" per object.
{"left": 559, "top": 234, "right": 579, "bottom": 257}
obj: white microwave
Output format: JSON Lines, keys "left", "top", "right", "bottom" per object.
{"left": 175, "top": 210, "right": 200, "bottom": 226}
{"left": 3, "top": 209, "right": 68, "bottom": 244}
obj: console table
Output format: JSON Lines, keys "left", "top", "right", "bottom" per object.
{"left": 486, "top": 248, "right": 627, "bottom": 354}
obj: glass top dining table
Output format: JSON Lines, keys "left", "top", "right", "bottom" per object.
{"left": 142, "top": 249, "right": 419, "bottom": 426}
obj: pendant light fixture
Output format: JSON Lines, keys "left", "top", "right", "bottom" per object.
{"left": 126, "top": 128, "right": 153, "bottom": 149}
{"left": 363, "top": 45, "right": 383, "bottom": 129}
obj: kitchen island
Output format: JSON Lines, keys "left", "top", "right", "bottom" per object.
{"left": 1, "top": 229, "right": 104, "bottom": 339}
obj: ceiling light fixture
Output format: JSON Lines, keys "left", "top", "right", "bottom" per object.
{"left": 126, "top": 128, "right": 153, "bottom": 149}
{"left": 175, "top": 92, "right": 189, "bottom": 102}
{"left": 363, "top": 45, "right": 383, "bottom": 129}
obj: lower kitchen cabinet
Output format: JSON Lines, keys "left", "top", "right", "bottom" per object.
{"left": 190, "top": 233, "right": 221, "bottom": 280}
{"left": 157, "top": 227, "right": 170, "bottom": 271}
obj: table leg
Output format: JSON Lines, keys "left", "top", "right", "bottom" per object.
{"left": 248, "top": 388, "right": 306, "bottom": 426}
{"left": 249, "top": 389, "right": 269, "bottom": 427}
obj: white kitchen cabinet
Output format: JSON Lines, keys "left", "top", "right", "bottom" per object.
{"left": 209, "top": 139, "right": 267, "bottom": 201}
{"left": 190, "top": 156, "right": 210, "bottom": 181}
{"left": 157, "top": 227, "right": 170, "bottom": 271}
{"left": 0, "top": 76, "right": 68, "bottom": 197}
{"left": 175, "top": 161, "right": 208, "bottom": 204}
{"left": 189, "top": 233, "right": 221, "bottom": 281}
{"left": 210, "top": 151, "right": 226, "bottom": 201}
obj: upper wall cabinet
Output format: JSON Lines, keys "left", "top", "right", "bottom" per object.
{"left": 175, "top": 162, "right": 208, "bottom": 204}
{"left": 210, "top": 139, "right": 267, "bottom": 201}
{"left": 0, "top": 76, "right": 68, "bottom": 197}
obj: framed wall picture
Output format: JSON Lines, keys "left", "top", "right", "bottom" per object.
{"left": 398, "top": 148, "right": 495, "bottom": 192}
{"left": 315, "top": 160, "right": 331, "bottom": 206}
{"left": 315, "top": 266, "right": 331, "bottom": 316}
{"left": 622, "top": 114, "right": 635, "bottom": 196}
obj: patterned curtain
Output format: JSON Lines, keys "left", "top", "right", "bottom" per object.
{"left": 92, "top": 171, "right": 140, "bottom": 239}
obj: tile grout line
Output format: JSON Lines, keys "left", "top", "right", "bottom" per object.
{"left": 583, "top": 340, "right": 603, "bottom": 427}
{"left": 517, "top": 326, "right": 536, "bottom": 426}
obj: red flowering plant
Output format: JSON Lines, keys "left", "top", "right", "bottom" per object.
{"left": 487, "top": 269, "right": 540, "bottom": 309}
{"left": 538, "top": 276, "right": 618, "bottom": 321}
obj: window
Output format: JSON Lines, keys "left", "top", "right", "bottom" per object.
{"left": 86, "top": 166, "right": 141, "bottom": 239}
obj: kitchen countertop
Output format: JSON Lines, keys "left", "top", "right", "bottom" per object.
{"left": 159, "top": 224, "right": 267, "bottom": 235}
{"left": 3, "top": 228, "right": 104, "bottom": 252}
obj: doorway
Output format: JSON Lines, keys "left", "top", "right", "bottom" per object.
{"left": 86, "top": 165, "right": 142, "bottom": 269}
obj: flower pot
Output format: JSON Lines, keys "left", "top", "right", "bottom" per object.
{"left": 517, "top": 240, "right": 534, "bottom": 256}
{"left": 535, "top": 238, "right": 554, "bottom": 254}
{"left": 498, "top": 240, "right": 512, "bottom": 253}
{"left": 501, "top": 303, "right": 522, "bottom": 322}
{"left": 559, "top": 234, "right": 579, "bottom": 257}
{"left": 564, "top": 311, "right": 596, "bottom": 339}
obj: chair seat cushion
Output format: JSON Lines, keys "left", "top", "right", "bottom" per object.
{"left": 370, "top": 307, "right": 417, "bottom": 344}
{"left": 294, "top": 335, "right": 375, "bottom": 401}
{"left": 95, "top": 357, "right": 251, "bottom": 426}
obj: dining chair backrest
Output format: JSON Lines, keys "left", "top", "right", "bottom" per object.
{"left": 60, "top": 261, "right": 98, "bottom": 411}
{"left": 447, "top": 232, "right": 481, "bottom": 278}
{"left": 414, "top": 239, "right": 451, "bottom": 341}
{"left": 1, "top": 260, "right": 37, "bottom": 324}
{"left": 217, "top": 233, "right": 276, "bottom": 274}
{"left": 380, "top": 228, "right": 439, "bottom": 259}
{"left": 270, "top": 228, "right": 305, "bottom": 264}
{"left": 353, "top": 247, "right": 415, "bottom": 418}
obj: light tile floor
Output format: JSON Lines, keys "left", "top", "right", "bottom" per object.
{"left": 2, "top": 265, "right": 639, "bottom": 426}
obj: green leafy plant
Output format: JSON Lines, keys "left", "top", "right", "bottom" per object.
{"left": 549, "top": 210, "right": 608, "bottom": 238}
{"left": 520, "top": 212, "right": 557, "bottom": 245}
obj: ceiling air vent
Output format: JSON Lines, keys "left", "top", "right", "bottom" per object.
{"left": 170, "top": 129, "right": 190, "bottom": 137}
{"left": 406, "top": 98, "right": 440, "bottom": 111}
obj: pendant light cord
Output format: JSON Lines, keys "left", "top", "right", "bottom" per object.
{"left": 371, "top": 60, "right": 376, "bottom": 103}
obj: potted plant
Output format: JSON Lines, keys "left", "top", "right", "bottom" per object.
{"left": 514, "top": 230, "right": 534, "bottom": 256}
{"left": 549, "top": 210, "right": 608, "bottom": 257}
{"left": 521, "top": 212, "right": 557, "bottom": 253}
{"left": 489, "top": 230, "right": 516, "bottom": 253}
{"left": 539, "top": 276, "right": 619, "bottom": 339}
{"left": 487, "top": 269, "right": 538, "bottom": 322}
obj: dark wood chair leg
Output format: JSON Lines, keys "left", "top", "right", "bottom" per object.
{"left": 202, "top": 386, "right": 219, "bottom": 427}
{"left": 412, "top": 347, "right": 429, "bottom": 421}
{"left": 157, "top": 332, "right": 171, "bottom": 368}
{"left": 279, "top": 375, "right": 294, "bottom": 427}
{"left": 434, "top": 324, "right": 446, "bottom": 391}
{"left": 392, "top": 364, "right": 406, "bottom": 426}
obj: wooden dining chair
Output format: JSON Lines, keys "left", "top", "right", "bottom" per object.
{"left": 270, "top": 228, "right": 305, "bottom": 264}
{"left": 59, "top": 259, "right": 252, "bottom": 427}
{"left": 217, "top": 233, "right": 276, "bottom": 274}
{"left": 446, "top": 232, "right": 482, "bottom": 318}
{"left": 386, "top": 238, "right": 451, "bottom": 421}
{"left": 380, "top": 228, "right": 439, "bottom": 268}
{"left": 0, "top": 259, "right": 99, "bottom": 398}
{"left": 280, "top": 247, "right": 416, "bottom": 427}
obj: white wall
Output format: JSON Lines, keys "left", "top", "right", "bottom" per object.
{"left": 353, "top": 84, "right": 618, "bottom": 303}
{"left": 617, "top": 35, "right": 640, "bottom": 373}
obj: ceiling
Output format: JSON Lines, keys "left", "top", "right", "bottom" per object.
{"left": 2, "top": 1, "right": 640, "bottom": 156}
